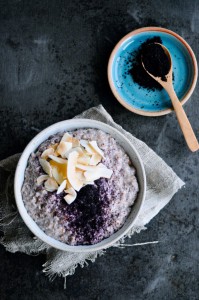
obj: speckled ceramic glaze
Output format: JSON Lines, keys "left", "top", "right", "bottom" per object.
{"left": 108, "top": 27, "right": 198, "bottom": 116}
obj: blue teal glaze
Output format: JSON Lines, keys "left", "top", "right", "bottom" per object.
{"left": 111, "top": 31, "right": 195, "bottom": 112}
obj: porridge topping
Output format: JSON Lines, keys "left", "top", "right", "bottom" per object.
{"left": 37, "top": 132, "right": 113, "bottom": 204}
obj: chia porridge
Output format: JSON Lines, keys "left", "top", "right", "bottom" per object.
{"left": 22, "top": 129, "right": 139, "bottom": 245}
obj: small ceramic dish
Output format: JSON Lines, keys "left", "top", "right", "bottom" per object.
{"left": 108, "top": 27, "right": 198, "bottom": 117}
{"left": 14, "top": 119, "right": 146, "bottom": 252}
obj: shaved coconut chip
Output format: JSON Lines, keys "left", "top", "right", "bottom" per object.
{"left": 84, "top": 170, "right": 101, "bottom": 182}
{"left": 57, "top": 141, "right": 72, "bottom": 158}
{"left": 61, "top": 132, "right": 80, "bottom": 147}
{"left": 89, "top": 141, "right": 104, "bottom": 158}
{"left": 79, "top": 139, "right": 88, "bottom": 148}
{"left": 100, "top": 168, "right": 113, "bottom": 178}
{"left": 50, "top": 160, "right": 67, "bottom": 177}
{"left": 76, "top": 170, "right": 85, "bottom": 182}
{"left": 41, "top": 148, "right": 54, "bottom": 159}
{"left": 44, "top": 178, "right": 58, "bottom": 192}
{"left": 50, "top": 143, "right": 58, "bottom": 150}
{"left": 54, "top": 151, "right": 59, "bottom": 157}
{"left": 36, "top": 175, "right": 49, "bottom": 185}
{"left": 80, "top": 143, "right": 88, "bottom": 155}
{"left": 52, "top": 167, "right": 65, "bottom": 185}
{"left": 77, "top": 154, "right": 91, "bottom": 165}
{"left": 84, "top": 165, "right": 113, "bottom": 181}
{"left": 48, "top": 155, "right": 67, "bottom": 164}
{"left": 64, "top": 194, "right": 76, "bottom": 205}
{"left": 49, "top": 143, "right": 59, "bottom": 156}
{"left": 84, "top": 181, "right": 95, "bottom": 186}
{"left": 67, "top": 151, "right": 84, "bottom": 191}
{"left": 39, "top": 159, "right": 52, "bottom": 177}
{"left": 64, "top": 146, "right": 84, "bottom": 159}
{"left": 65, "top": 187, "right": 77, "bottom": 196}
{"left": 80, "top": 140, "right": 95, "bottom": 155}
{"left": 71, "top": 138, "right": 80, "bottom": 148}
{"left": 90, "top": 153, "right": 102, "bottom": 166}
{"left": 98, "top": 163, "right": 110, "bottom": 169}
{"left": 61, "top": 132, "right": 72, "bottom": 142}
{"left": 80, "top": 145, "right": 90, "bottom": 156}
{"left": 76, "top": 146, "right": 84, "bottom": 154}
{"left": 57, "top": 180, "right": 67, "bottom": 194}
{"left": 76, "top": 163, "right": 96, "bottom": 171}
{"left": 64, "top": 187, "right": 77, "bottom": 204}
{"left": 66, "top": 181, "right": 72, "bottom": 189}
{"left": 97, "top": 163, "right": 113, "bottom": 178}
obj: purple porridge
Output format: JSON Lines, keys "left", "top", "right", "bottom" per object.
{"left": 22, "top": 129, "right": 139, "bottom": 245}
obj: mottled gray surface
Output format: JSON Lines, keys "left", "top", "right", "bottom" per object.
{"left": 0, "top": 0, "right": 198, "bottom": 299}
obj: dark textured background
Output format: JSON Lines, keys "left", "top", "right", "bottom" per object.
{"left": 0, "top": 0, "right": 199, "bottom": 299}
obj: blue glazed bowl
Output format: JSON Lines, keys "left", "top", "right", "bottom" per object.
{"left": 108, "top": 27, "right": 198, "bottom": 117}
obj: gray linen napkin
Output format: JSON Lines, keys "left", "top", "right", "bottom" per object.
{"left": 0, "top": 105, "right": 184, "bottom": 280}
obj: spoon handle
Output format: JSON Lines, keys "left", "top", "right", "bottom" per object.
{"left": 166, "top": 87, "right": 198, "bottom": 152}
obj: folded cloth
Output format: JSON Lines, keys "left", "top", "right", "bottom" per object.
{"left": 0, "top": 105, "right": 184, "bottom": 280}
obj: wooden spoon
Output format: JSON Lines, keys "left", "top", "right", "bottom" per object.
{"left": 142, "top": 43, "right": 199, "bottom": 152}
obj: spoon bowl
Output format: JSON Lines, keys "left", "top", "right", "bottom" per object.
{"left": 142, "top": 43, "right": 172, "bottom": 87}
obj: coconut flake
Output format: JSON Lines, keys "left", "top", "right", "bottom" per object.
{"left": 84, "top": 181, "right": 95, "bottom": 186}
{"left": 50, "top": 143, "right": 59, "bottom": 156}
{"left": 66, "top": 181, "right": 72, "bottom": 189}
{"left": 36, "top": 175, "right": 49, "bottom": 185}
{"left": 84, "top": 170, "right": 101, "bottom": 181}
{"left": 89, "top": 141, "right": 104, "bottom": 158}
{"left": 61, "top": 132, "right": 80, "bottom": 147}
{"left": 52, "top": 167, "right": 65, "bottom": 185}
{"left": 64, "top": 146, "right": 84, "bottom": 159}
{"left": 72, "top": 138, "right": 80, "bottom": 148}
{"left": 77, "top": 154, "right": 91, "bottom": 165}
{"left": 76, "top": 170, "right": 86, "bottom": 182}
{"left": 97, "top": 163, "right": 113, "bottom": 178}
{"left": 100, "top": 168, "right": 113, "bottom": 178}
{"left": 48, "top": 155, "right": 67, "bottom": 164}
{"left": 50, "top": 143, "right": 58, "bottom": 150}
{"left": 67, "top": 151, "right": 84, "bottom": 191}
{"left": 41, "top": 148, "right": 55, "bottom": 159}
{"left": 64, "top": 187, "right": 77, "bottom": 204}
{"left": 84, "top": 164, "right": 113, "bottom": 181}
{"left": 79, "top": 139, "right": 88, "bottom": 148}
{"left": 57, "top": 180, "right": 67, "bottom": 194}
{"left": 44, "top": 178, "right": 58, "bottom": 192}
{"left": 90, "top": 153, "right": 102, "bottom": 166}
{"left": 61, "top": 132, "right": 71, "bottom": 142}
{"left": 57, "top": 141, "right": 72, "bottom": 157}
{"left": 80, "top": 140, "right": 95, "bottom": 155}
{"left": 39, "top": 158, "right": 52, "bottom": 177}
{"left": 76, "top": 163, "right": 96, "bottom": 171}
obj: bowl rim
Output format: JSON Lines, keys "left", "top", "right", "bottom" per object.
{"left": 14, "top": 119, "right": 146, "bottom": 252}
{"left": 107, "top": 26, "right": 198, "bottom": 117}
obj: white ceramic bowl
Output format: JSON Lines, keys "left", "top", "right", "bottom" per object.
{"left": 14, "top": 119, "right": 146, "bottom": 252}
